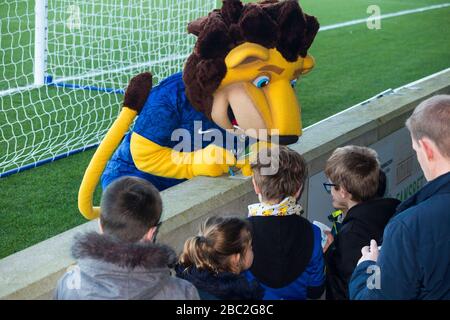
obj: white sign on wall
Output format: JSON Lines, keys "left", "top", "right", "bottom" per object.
{"left": 307, "top": 127, "right": 426, "bottom": 226}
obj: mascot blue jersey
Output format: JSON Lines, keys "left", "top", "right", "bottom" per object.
{"left": 101, "top": 72, "right": 228, "bottom": 191}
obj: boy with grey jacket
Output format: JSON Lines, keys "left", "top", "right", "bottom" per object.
{"left": 55, "top": 176, "right": 199, "bottom": 300}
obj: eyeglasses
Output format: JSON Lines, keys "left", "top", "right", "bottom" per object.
{"left": 323, "top": 182, "right": 338, "bottom": 194}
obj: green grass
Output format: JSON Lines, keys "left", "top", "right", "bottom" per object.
{"left": 300, "top": 6, "right": 450, "bottom": 126}
{"left": 1, "top": 0, "right": 450, "bottom": 258}
{"left": 300, "top": 0, "right": 449, "bottom": 25}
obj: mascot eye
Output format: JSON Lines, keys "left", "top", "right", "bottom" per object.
{"left": 253, "top": 76, "right": 270, "bottom": 88}
{"left": 290, "top": 79, "right": 298, "bottom": 88}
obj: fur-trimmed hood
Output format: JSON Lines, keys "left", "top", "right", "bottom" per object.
{"left": 54, "top": 232, "right": 200, "bottom": 300}
{"left": 175, "top": 264, "right": 264, "bottom": 300}
{"left": 72, "top": 232, "right": 177, "bottom": 270}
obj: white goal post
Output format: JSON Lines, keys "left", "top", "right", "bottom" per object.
{"left": 34, "top": 0, "right": 47, "bottom": 87}
{"left": 0, "top": 0, "right": 215, "bottom": 177}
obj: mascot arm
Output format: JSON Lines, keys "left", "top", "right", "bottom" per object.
{"left": 130, "top": 132, "right": 236, "bottom": 179}
{"left": 130, "top": 132, "right": 195, "bottom": 179}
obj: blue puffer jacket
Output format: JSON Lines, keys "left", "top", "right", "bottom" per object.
{"left": 349, "top": 171, "right": 450, "bottom": 300}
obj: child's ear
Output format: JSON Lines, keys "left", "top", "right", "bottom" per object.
{"left": 230, "top": 253, "right": 241, "bottom": 273}
{"left": 294, "top": 184, "right": 303, "bottom": 199}
{"left": 142, "top": 226, "right": 157, "bottom": 242}
{"left": 98, "top": 219, "right": 104, "bottom": 234}
{"left": 339, "top": 187, "right": 351, "bottom": 200}
{"left": 252, "top": 176, "right": 261, "bottom": 195}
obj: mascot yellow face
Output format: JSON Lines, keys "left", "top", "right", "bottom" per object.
{"left": 213, "top": 43, "right": 314, "bottom": 144}
{"left": 184, "top": 0, "right": 320, "bottom": 145}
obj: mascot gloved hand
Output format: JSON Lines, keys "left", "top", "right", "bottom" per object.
{"left": 78, "top": 0, "right": 319, "bottom": 220}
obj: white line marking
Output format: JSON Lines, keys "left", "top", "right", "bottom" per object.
{"left": 51, "top": 54, "right": 188, "bottom": 85}
{"left": 0, "top": 84, "right": 39, "bottom": 97}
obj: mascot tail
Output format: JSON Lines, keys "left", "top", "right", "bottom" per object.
{"left": 78, "top": 73, "right": 153, "bottom": 220}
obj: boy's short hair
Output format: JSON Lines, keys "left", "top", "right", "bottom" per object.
{"left": 251, "top": 145, "right": 307, "bottom": 202}
{"left": 325, "top": 146, "right": 380, "bottom": 202}
{"left": 100, "top": 176, "right": 162, "bottom": 242}
{"left": 406, "top": 95, "right": 450, "bottom": 158}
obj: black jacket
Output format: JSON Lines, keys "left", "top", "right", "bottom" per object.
{"left": 246, "top": 215, "right": 325, "bottom": 300}
{"left": 325, "top": 198, "right": 400, "bottom": 300}
{"left": 175, "top": 264, "right": 264, "bottom": 300}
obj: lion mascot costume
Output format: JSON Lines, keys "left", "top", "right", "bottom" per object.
{"left": 78, "top": 0, "right": 319, "bottom": 219}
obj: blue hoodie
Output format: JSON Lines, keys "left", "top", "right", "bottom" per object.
{"left": 349, "top": 171, "right": 450, "bottom": 300}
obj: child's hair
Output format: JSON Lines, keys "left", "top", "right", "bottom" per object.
{"left": 100, "top": 176, "right": 162, "bottom": 242}
{"left": 325, "top": 145, "right": 380, "bottom": 202}
{"left": 251, "top": 145, "right": 307, "bottom": 202}
{"left": 179, "top": 216, "right": 252, "bottom": 274}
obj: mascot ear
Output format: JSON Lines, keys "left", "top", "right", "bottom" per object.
{"left": 187, "top": 16, "right": 208, "bottom": 36}
{"left": 123, "top": 72, "right": 153, "bottom": 114}
{"left": 301, "top": 55, "right": 315, "bottom": 75}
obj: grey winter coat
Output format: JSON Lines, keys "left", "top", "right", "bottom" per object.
{"left": 54, "top": 232, "right": 199, "bottom": 300}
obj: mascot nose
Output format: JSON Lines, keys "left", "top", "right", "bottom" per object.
{"left": 264, "top": 80, "right": 302, "bottom": 139}
{"left": 272, "top": 135, "right": 299, "bottom": 145}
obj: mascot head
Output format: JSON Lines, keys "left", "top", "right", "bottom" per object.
{"left": 183, "top": 0, "right": 319, "bottom": 145}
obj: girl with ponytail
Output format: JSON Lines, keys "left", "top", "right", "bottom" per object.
{"left": 175, "top": 216, "right": 263, "bottom": 300}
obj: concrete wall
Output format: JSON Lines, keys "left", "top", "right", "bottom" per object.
{"left": 1, "top": 68, "right": 448, "bottom": 300}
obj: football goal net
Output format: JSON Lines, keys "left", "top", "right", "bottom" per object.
{"left": 0, "top": 0, "right": 215, "bottom": 177}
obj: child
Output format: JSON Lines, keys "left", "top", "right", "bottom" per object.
{"left": 55, "top": 176, "right": 199, "bottom": 300}
{"left": 323, "top": 146, "right": 400, "bottom": 300}
{"left": 245, "top": 145, "right": 325, "bottom": 300}
{"left": 175, "top": 216, "right": 264, "bottom": 300}
{"left": 327, "top": 170, "right": 388, "bottom": 237}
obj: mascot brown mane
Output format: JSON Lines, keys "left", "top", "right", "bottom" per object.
{"left": 184, "top": 0, "right": 319, "bottom": 119}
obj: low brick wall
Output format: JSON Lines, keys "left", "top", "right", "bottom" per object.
{"left": 1, "top": 68, "right": 448, "bottom": 300}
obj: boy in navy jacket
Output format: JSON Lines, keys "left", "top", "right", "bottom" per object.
{"left": 245, "top": 146, "right": 325, "bottom": 300}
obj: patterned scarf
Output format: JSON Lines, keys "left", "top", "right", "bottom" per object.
{"left": 248, "top": 196, "right": 304, "bottom": 217}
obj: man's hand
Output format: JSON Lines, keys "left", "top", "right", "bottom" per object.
{"left": 357, "top": 239, "right": 379, "bottom": 266}
{"left": 323, "top": 231, "right": 334, "bottom": 253}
